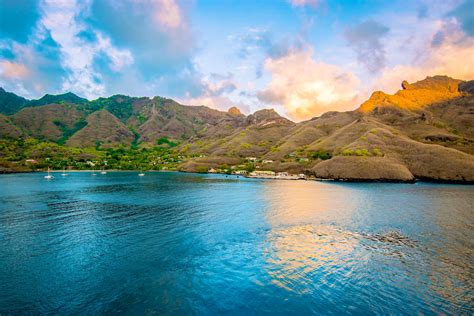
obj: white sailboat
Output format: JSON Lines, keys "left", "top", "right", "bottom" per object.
{"left": 44, "top": 167, "right": 54, "bottom": 180}
{"left": 61, "top": 168, "right": 67, "bottom": 176}
{"left": 92, "top": 168, "right": 97, "bottom": 176}
{"left": 101, "top": 161, "right": 108, "bottom": 174}
{"left": 138, "top": 171, "right": 145, "bottom": 177}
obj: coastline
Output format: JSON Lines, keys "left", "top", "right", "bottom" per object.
{"left": 2, "top": 168, "right": 473, "bottom": 184}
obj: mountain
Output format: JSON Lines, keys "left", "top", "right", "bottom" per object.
{"left": 0, "top": 89, "right": 88, "bottom": 115}
{"left": 66, "top": 109, "right": 134, "bottom": 148}
{"left": 0, "top": 88, "right": 28, "bottom": 115}
{"left": 26, "top": 92, "right": 88, "bottom": 107}
{"left": 0, "top": 75, "right": 473, "bottom": 182}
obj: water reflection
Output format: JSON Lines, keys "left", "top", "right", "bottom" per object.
{"left": 0, "top": 174, "right": 473, "bottom": 314}
{"left": 261, "top": 180, "right": 474, "bottom": 314}
{"left": 263, "top": 225, "right": 358, "bottom": 294}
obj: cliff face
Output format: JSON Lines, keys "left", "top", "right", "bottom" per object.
{"left": 0, "top": 75, "right": 473, "bottom": 182}
{"left": 358, "top": 76, "right": 463, "bottom": 112}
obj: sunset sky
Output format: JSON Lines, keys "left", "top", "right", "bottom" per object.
{"left": 0, "top": 0, "right": 473, "bottom": 121}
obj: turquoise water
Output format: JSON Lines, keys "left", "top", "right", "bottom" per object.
{"left": 0, "top": 172, "right": 473, "bottom": 314}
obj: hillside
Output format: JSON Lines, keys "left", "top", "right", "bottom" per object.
{"left": 0, "top": 75, "right": 473, "bottom": 182}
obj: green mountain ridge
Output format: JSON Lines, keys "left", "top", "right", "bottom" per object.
{"left": 1, "top": 75, "right": 473, "bottom": 182}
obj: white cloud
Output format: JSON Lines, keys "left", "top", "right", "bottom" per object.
{"left": 39, "top": 0, "right": 133, "bottom": 99}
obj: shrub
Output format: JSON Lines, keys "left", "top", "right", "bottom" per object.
{"left": 342, "top": 149, "right": 354, "bottom": 156}
{"left": 355, "top": 149, "right": 370, "bottom": 156}
{"left": 245, "top": 163, "right": 255, "bottom": 172}
{"left": 372, "top": 148, "right": 383, "bottom": 156}
{"left": 310, "top": 150, "right": 332, "bottom": 160}
{"left": 433, "top": 121, "right": 445, "bottom": 129}
{"left": 137, "top": 114, "right": 146, "bottom": 125}
{"left": 156, "top": 137, "right": 177, "bottom": 147}
{"left": 196, "top": 166, "right": 208, "bottom": 173}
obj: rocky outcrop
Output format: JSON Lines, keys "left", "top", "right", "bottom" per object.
{"left": 228, "top": 106, "right": 243, "bottom": 117}
{"left": 358, "top": 76, "right": 463, "bottom": 112}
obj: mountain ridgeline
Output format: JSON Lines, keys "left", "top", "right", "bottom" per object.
{"left": 1, "top": 75, "right": 473, "bottom": 182}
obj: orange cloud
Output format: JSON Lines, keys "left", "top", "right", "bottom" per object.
{"left": 258, "top": 48, "right": 363, "bottom": 121}
{"left": 0, "top": 61, "right": 30, "bottom": 79}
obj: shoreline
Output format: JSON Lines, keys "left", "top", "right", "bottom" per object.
{"left": 2, "top": 168, "right": 473, "bottom": 184}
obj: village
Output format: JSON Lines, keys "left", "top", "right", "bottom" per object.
{"left": 206, "top": 156, "right": 308, "bottom": 180}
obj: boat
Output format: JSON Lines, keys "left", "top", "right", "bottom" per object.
{"left": 92, "top": 168, "right": 97, "bottom": 176}
{"left": 61, "top": 168, "right": 67, "bottom": 176}
{"left": 44, "top": 167, "right": 54, "bottom": 180}
{"left": 138, "top": 171, "right": 145, "bottom": 177}
{"left": 100, "top": 170, "right": 107, "bottom": 175}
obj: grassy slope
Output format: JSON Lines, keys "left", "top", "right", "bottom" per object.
{"left": 0, "top": 76, "right": 473, "bottom": 182}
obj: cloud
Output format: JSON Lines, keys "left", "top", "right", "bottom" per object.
{"left": 0, "top": 30, "right": 67, "bottom": 97}
{"left": 0, "top": 61, "right": 30, "bottom": 79}
{"left": 89, "top": 0, "right": 194, "bottom": 79}
{"left": 38, "top": 0, "right": 134, "bottom": 99}
{"left": 288, "top": 0, "right": 321, "bottom": 7}
{"left": 236, "top": 28, "right": 295, "bottom": 60}
{"left": 152, "top": 0, "right": 185, "bottom": 31}
{"left": 448, "top": 0, "right": 474, "bottom": 37}
{"left": 375, "top": 25, "right": 474, "bottom": 94}
{"left": 1, "top": 0, "right": 199, "bottom": 100}
{"left": 344, "top": 20, "right": 390, "bottom": 73}
{"left": 177, "top": 71, "right": 249, "bottom": 112}
{"left": 257, "top": 48, "right": 362, "bottom": 121}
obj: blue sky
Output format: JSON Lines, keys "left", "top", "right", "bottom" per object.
{"left": 0, "top": 0, "right": 473, "bottom": 121}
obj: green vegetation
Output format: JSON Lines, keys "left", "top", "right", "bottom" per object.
{"left": 54, "top": 119, "right": 88, "bottom": 145}
{"left": 310, "top": 150, "right": 332, "bottom": 160}
{"left": 355, "top": 149, "right": 371, "bottom": 156}
{"left": 342, "top": 148, "right": 381, "bottom": 157}
{"left": 137, "top": 114, "right": 146, "bottom": 124}
{"left": 0, "top": 136, "right": 187, "bottom": 171}
{"left": 195, "top": 166, "right": 209, "bottom": 173}
{"left": 372, "top": 148, "right": 383, "bottom": 156}
{"left": 88, "top": 96, "right": 134, "bottom": 122}
{"left": 244, "top": 162, "right": 255, "bottom": 172}
{"left": 270, "top": 146, "right": 280, "bottom": 152}
{"left": 156, "top": 137, "right": 178, "bottom": 147}
{"left": 433, "top": 121, "right": 446, "bottom": 129}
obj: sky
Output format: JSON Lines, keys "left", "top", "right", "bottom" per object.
{"left": 0, "top": 0, "right": 473, "bottom": 121}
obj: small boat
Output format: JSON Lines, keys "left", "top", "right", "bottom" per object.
{"left": 61, "top": 168, "right": 67, "bottom": 176}
{"left": 138, "top": 172, "right": 145, "bottom": 177}
{"left": 92, "top": 168, "right": 97, "bottom": 176}
{"left": 100, "top": 171, "right": 107, "bottom": 175}
{"left": 44, "top": 167, "right": 54, "bottom": 180}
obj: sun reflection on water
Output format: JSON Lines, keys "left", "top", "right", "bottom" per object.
{"left": 261, "top": 181, "right": 364, "bottom": 294}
